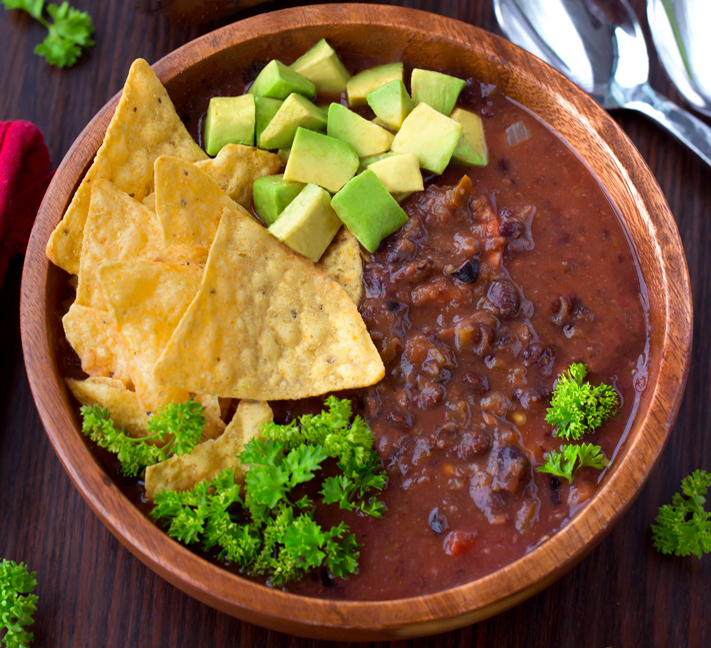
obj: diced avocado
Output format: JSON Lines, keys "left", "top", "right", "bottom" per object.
{"left": 249, "top": 60, "right": 315, "bottom": 100}
{"left": 391, "top": 103, "right": 462, "bottom": 175}
{"left": 283, "top": 127, "right": 359, "bottom": 193}
{"left": 366, "top": 153, "right": 423, "bottom": 194}
{"left": 259, "top": 94, "right": 327, "bottom": 150}
{"left": 327, "top": 103, "right": 394, "bottom": 157}
{"left": 268, "top": 184, "right": 342, "bottom": 262}
{"left": 331, "top": 170, "right": 408, "bottom": 253}
{"left": 393, "top": 191, "right": 414, "bottom": 203}
{"left": 204, "top": 95, "right": 256, "bottom": 156}
{"left": 346, "top": 63, "right": 404, "bottom": 106}
{"left": 357, "top": 151, "right": 398, "bottom": 173}
{"left": 450, "top": 108, "right": 488, "bottom": 166}
{"left": 278, "top": 148, "right": 291, "bottom": 164}
{"left": 366, "top": 80, "right": 414, "bottom": 130}
{"left": 255, "top": 97, "right": 283, "bottom": 148}
{"left": 411, "top": 69, "right": 466, "bottom": 115}
{"left": 289, "top": 39, "right": 350, "bottom": 94}
{"left": 253, "top": 174, "right": 306, "bottom": 226}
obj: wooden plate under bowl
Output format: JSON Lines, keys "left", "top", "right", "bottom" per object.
{"left": 19, "top": 3, "right": 692, "bottom": 641}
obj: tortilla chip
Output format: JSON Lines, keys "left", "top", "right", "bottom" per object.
{"left": 153, "top": 208, "right": 385, "bottom": 399}
{"left": 75, "top": 179, "right": 206, "bottom": 309}
{"left": 63, "top": 304, "right": 132, "bottom": 385}
{"left": 195, "top": 144, "right": 281, "bottom": 207}
{"left": 154, "top": 156, "right": 240, "bottom": 249}
{"left": 96, "top": 260, "right": 204, "bottom": 412}
{"left": 46, "top": 59, "right": 207, "bottom": 275}
{"left": 144, "top": 399, "right": 272, "bottom": 499}
{"left": 196, "top": 394, "right": 226, "bottom": 440}
{"left": 67, "top": 377, "right": 148, "bottom": 438}
{"left": 317, "top": 227, "right": 363, "bottom": 305}
{"left": 142, "top": 192, "right": 156, "bottom": 211}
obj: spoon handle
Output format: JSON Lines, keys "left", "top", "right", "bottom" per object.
{"left": 622, "top": 84, "right": 711, "bottom": 167}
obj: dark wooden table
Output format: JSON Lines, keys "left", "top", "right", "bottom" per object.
{"left": 1, "top": 1, "right": 709, "bottom": 646}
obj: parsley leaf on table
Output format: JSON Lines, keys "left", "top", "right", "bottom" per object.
{"left": 2, "top": 0, "right": 94, "bottom": 68}
{"left": 151, "top": 397, "right": 387, "bottom": 587}
{"left": 545, "top": 363, "right": 619, "bottom": 440}
{"left": 0, "top": 559, "right": 38, "bottom": 648}
{"left": 652, "top": 469, "right": 711, "bottom": 558}
{"left": 537, "top": 442, "right": 609, "bottom": 484}
{"left": 80, "top": 398, "right": 206, "bottom": 477}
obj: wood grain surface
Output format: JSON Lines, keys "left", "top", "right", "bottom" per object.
{"left": 1, "top": 1, "right": 709, "bottom": 646}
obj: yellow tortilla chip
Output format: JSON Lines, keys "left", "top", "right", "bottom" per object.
{"left": 154, "top": 208, "right": 385, "bottom": 399}
{"left": 96, "top": 260, "right": 204, "bottom": 412}
{"left": 75, "top": 179, "right": 205, "bottom": 309}
{"left": 196, "top": 394, "right": 226, "bottom": 441}
{"left": 154, "top": 156, "right": 240, "bottom": 249}
{"left": 317, "top": 227, "right": 363, "bottom": 305}
{"left": 144, "top": 400, "right": 272, "bottom": 499}
{"left": 142, "top": 192, "right": 156, "bottom": 211}
{"left": 46, "top": 59, "right": 207, "bottom": 275}
{"left": 195, "top": 144, "right": 281, "bottom": 208}
{"left": 67, "top": 377, "right": 148, "bottom": 438}
{"left": 63, "top": 304, "right": 132, "bottom": 385}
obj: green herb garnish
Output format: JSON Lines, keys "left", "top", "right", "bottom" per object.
{"left": 537, "top": 442, "right": 609, "bottom": 484}
{"left": 652, "top": 469, "right": 711, "bottom": 558}
{"left": 2, "top": 0, "right": 94, "bottom": 68}
{"left": 80, "top": 398, "right": 206, "bottom": 477}
{"left": 545, "top": 363, "right": 619, "bottom": 440}
{"left": 151, "top": 396, "right": 386, "bottom": 587}
{"left": 0, "top": 559, "right": 38, "bottom": 648}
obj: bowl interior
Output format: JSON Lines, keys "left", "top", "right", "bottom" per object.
{"left": 21, "top": 4, "right": 691, "bottom": 641}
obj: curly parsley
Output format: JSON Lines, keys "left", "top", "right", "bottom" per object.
{"left": 652, "top": 469, "right": 711, "bottom": 558}
{"left": 2, "top": 0, "right": 94, "bottom": 68}
{"left": 80, "top": 398, "right": 206, "bottom": 477}
{"left": 537, "top": 442, "right": 609, "bottom": 484}
{"left": 545, "top": 363, "right": 619, "bottom": 440}
{"left": 151, "top": 396, "right": 386, "bottom": 587}
{"left": 0, "top": 559, "right": 37, "bottom": 648}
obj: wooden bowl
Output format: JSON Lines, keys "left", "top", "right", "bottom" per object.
{"left": 20, "top": 4, "right": 692, "bottom": 641}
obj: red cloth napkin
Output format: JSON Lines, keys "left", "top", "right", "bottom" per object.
{"left": 0, "top": 121, "right": 53, "bottom": 286}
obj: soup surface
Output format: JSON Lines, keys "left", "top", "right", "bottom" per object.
{"left": 63, "top": 59, "right": 649, "bottom": 601}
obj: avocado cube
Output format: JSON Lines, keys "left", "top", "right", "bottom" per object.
{"left": 289, "top": 39, "right": 350, "bottom": 94}
{"left": 259, "top": 94, "right": 327, "bottom": 150}
{"left": 346, "top": 63, "right": 404, "bottom": 107}
{"left": 253, "top": 174, "right": 306, "bottom": 226}
{"left": 327, "top": 103, "right": 394, "bottom": 157}
{"left": 283, "top": 128, "right": 359, "bottom": 193}
{"left": 255, "top": 97, "right": 283, "bottom": 148}
{"left": 366, "top": 80, "right": 414, "bottom": 131}
{"left": 268, "top": 184, "right": 342, "bottom": 262}
{"left": 391, "top": 103, "right": 462, "bottom": 175}
{"left": 204, "top": 95, "right": 256, "bottom": 156}
{"left": 249, "top": 60, "right": 315, "bottom": 100}
{"left": 366, "top": 153, "right": 424, "bottom": 194}
{"left": 357, "top": 151, "right": 398, "bottom": 173}
{"left": 331, "top": 170, "right": 408, "bottom": 253}
{"left": 411, "top": 69, "right": 466, "bottom": 115}
{"left": 450, "top": 108, "right": 488, "bottom": 166}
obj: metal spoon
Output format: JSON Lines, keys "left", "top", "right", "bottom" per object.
{"left": 647, "top": 0, "right": 711, "bottom": 118}
{"left": 493, "top": 0, "right": 711, "bottom": 167}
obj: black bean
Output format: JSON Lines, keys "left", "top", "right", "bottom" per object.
{"left": 387, "top": 301, "right": 400, "bottom": 312}
{"left": 452, "top": 259, "right": 481, "bottom": 284}
{"left": 488, "top": 280, "right": 520, "bottom": 320}
{"left": 429, "top": 507, "right": 449, "bottom": 534}
{"left": 492, "top": 445, "right": 530, "bottom": 493}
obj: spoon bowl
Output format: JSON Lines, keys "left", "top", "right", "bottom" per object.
{"left": 494, "top": 0, "right": 711, "bottom": 166}
{"left": 648, "top": 0, "right": 711, "bottom": 118}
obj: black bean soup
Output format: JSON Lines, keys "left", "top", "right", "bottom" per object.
{"left": 76, "top": 60, "right": 648, "bottom": 602}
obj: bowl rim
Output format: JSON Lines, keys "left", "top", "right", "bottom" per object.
{"left": 19, "top": 3, "right": 693, "bottom": 640}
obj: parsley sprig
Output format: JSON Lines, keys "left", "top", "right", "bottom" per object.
{"left": 652, "top": 469, "right": 711, "bottom": 558}
{"left": 151, "top": 397, "right": 386, "bottom": 587}
{"left": 2, "top": 0, "right": 94, "bottom": 68}
{"left": 0, "top": 559, "right": 37, "bottom": 648}
{"left": 545, "top": 363, "right": 619, "bottom": 440}
{"left": 537, "top": 363, "right": 617, "bottom": 484}
{"left": 80, "top": 398, "right": 206, "bottom": 478}
{"left": 537, "top": 442, "right": 609, "bottom": 484}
